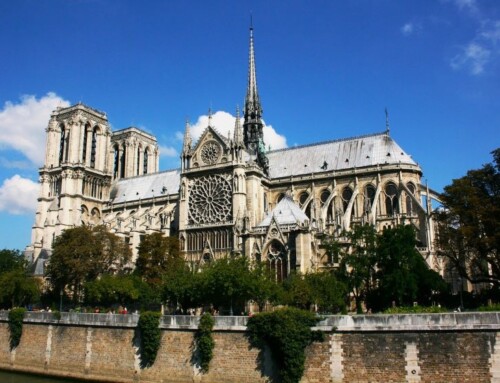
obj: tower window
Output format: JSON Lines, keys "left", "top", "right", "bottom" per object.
{"left": 59, "top": 125, "right": 66, "bottom": 164}
{"left": 143, "top": 148, "right": 149, "bottom": 175}
{"left": 385, "top": 182, "right": 399, "bottom": 216}
{"left": 90, "top": 127, "right": 97, "bottom": 168}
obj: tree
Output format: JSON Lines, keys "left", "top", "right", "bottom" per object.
{"left": 335, "top": 224, "right": 378, "bottom": 313}
{"left": 46, "top": 226, "right": 131, "bottom": 302}
{"left": 305, "top": 272, "right": 346, "bottom": 314}
{"left": 436, "top": 148, "right": 500, "bottom": 286}
{"left": 0, "top": 249, "right": 26, "bottom": 274}
{"left": 0, "top": 248, "right": 40, "bottom": 309}
{"left": 248, "top": 263, "right": 283, "bottom": 312}
{"left": 368, "top": 225, "right": 445, "bottom": 312}
{"left": 162, "top": 257, "right": 199, "bottom": 312}
{"left": 197, "top": 256, "right": 253, "bottom": 314}
{"left": 84, "top": 274, "right": 142, "bottom": 308}
{"left": 0, "top": 269, "right": 40, "bottom": 308}
{"left": 135, "top": 234, "right": 180, "bottom": 284}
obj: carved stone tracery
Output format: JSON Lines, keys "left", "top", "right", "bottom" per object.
{"left": 188, "top": 174, "right": 232, "bottom": 225}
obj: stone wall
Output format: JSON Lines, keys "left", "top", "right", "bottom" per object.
{"left": 1, "top": 312, "right": 500, "bottom": 383}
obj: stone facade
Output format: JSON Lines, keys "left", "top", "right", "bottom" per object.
{"left": 1, "top": 312, "right": 499, "bottom": 383}
{"left": 25, "top": 26, "right": 442, "bottom": 275}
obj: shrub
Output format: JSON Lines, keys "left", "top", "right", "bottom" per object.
{"left": 8, "top": 307, "right": 26, "bottom": 350}
{"left": 477, "top": 304, "right": 500, "bottom": 312}
{"left": 195, "top": 312, "right": 215, "bottom": 373}
{"left": 246, "top": 307, "right": 324, "bottom": 383}
{"left": 137, "top": 311, "right": 161, "bottom": 367}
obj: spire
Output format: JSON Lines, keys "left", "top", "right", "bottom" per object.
{"left": 234, "top": 106, "right": 244, "bottom": 145}
{"left": 182, "top": 119, "right": 192, "bottom": 153}
{"left": 208, "top": 108, "right": 213, "bottom": 127}
{"left": 243, "top": 22, "right": 264, "bottom": 152}
{"left": 385, "top": 107, "right": 390, "bottom": 135}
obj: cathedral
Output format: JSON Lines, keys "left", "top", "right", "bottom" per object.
{"left": 26, "top": 27, "right": 442, "bottom": 279}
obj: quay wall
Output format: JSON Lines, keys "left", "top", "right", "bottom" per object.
{"left": 1, "top": 312, "right": 500, "bottom": 382}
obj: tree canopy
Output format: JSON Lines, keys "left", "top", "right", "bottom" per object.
{"left": 46, "top": 225, "right": 131, "bottom": 301}
{"left": 436, "top": 148, "right": 500, "bottom": 286}
{"left": 0, "top": 249, "right": 40, "bottom": 308}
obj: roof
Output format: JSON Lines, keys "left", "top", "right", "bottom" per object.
{"left": 258, "top": 196, "right": 309, "bottom": 227}
{"left": 110, "top": 169, "right": 181, "bottom": 204}
{"left": 266, "top": 132, "right": 417, "bottom": 179}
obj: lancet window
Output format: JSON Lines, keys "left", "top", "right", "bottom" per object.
{"left": 267, "top": 240, "right": 287, "bottom": 282}
{"left": 385, "top": 182, "right": 399, "bottom": 216}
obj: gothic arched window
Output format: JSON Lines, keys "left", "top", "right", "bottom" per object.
{"left": 299, "top": 192, "right": 309, "bottom": 207}
{"left": 82, "top": 123, "right": 90, "bottom": 163}
{"left": 364, "top": 184, "right": 376, "bottom": 215}
{"left": 143, "top": 148, "right": 149, "bottom": 175}
{"left": 406, "top": 182, "right": 416, "bottom": 216}
{"left": 320, "top": 189, "right": 331, "bottom": 207}
{"left": 59, "top": 125, "right": 66, "bottom": 164}
{"left": 113, "top": 145, "right": 119, "bottom": 179}
{"left": 385, "top": 182, "right": 399, "bottom": 216}
{"left": 90, "top": 126, "right": 98, "bottom": 168}
{"left": 137, "top": 146, "right": 141, "bottom": 176}
{"left": 341, "top": 187, "right": 353, "bottom": 213}
{"left": 120, "top": 144, "right": 126, "bottom": 179}
{"left": 267, "top": 240, "right": 287, "bottom": 282}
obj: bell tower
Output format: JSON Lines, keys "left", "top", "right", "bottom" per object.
{"left": 27, "top": 103, "right": 112, "bottom": 266}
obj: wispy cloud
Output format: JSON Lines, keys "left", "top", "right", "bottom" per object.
{"left": 159, "top": 145, "right": 178, "bottom": 157}
{"left": 401, "top": 22, "right": 422, "bottom": 36}
{"left": 451, "top": 42, "right": 491, "bottom": 74}
{"left": 450, "top": 19, "right": 500, "bottom": 75}
{"left": 0, "top": 175, "right": 39, "bottom": 214}
{"left": 0, "top": 93, "right": 70, "bottom": 166}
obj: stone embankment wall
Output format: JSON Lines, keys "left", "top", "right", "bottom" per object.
{"left": 1, "top": 312, "right": 500, "bottom": 382}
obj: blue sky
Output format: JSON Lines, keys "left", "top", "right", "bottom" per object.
{"left": 0, "top": 0, "right": 499, "bottom": 250}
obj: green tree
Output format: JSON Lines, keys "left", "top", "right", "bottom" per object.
{"left": 282, "top": 272, "right": 313, "bottom": 310}
{"left": 305, "top": 272, "right": 346, "bottom": 314}
{"left": 248, "top": 263, "right": 283, "bottom": 312}
{"left": 84, "top": 274, "right": 142, "bottom": 308}
{"left": 436, "top": 148, "right": 500, "bottom": 286}
{"left": 0, "top": 269, "right": 40, "bottom": 308}
{"left": 0, "top": 249, "right": 26, "bottom": 274}
{"left": 135, "top": 234, "right": 180, "bottom": 284}
{"left": 162, "top": 257, "right": 199, "bottom": 312}
{"left": 46, "top": 225, "right": 131, "bottom": 302}
{"left": 368, "top": 225, "right": 446, "bottom": 312}
{"left": 335, "top": 224, "right": 377, "bottom": 313}
{"left": 197, "top": 256, "right": 253, "bottom": 314}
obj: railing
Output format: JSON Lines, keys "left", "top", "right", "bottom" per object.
{"left": 2, "top": 311, "right": 500, "bottom": 332}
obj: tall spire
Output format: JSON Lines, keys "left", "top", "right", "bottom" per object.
{"left": 243, "top": 22, "right": 264, "bottom": 152}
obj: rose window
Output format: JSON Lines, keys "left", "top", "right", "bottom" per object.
{"left": 200, "top": 141, "right": 221, "bottom": 165}
{"left": 188, "top": 174, "right": 232, "bottom": 224}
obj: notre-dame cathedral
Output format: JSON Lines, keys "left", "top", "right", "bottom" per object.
{"left": 25, "top": 27, "right": 442, "bottom": 279}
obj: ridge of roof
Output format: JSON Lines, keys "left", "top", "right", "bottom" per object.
{"left": 268, "top": 131, "right": 389, "bottom": 154}
{"left": 114, "top": 168, "right": 181, "bottom": 183}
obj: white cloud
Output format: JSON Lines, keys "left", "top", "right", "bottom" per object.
{"left": 0, "top": 175, "right": 39, "bottom": 215}
{"left": 0, "top": 93, "right": 70, "bottom": 166}
{"left": 481, "top": 20, "right": 500, "bottom": 44}
{"left": 401, "top": 23, "right": 415, "bottom": 36}
{"left": 0, "top": 157, "right": 32, "bottom": 169}
{"left": 451, "top": 42, "right": 491, "bottom": 74}
{"left": 188, "top": 110, "right": 287, "bottom": 150}
{"left": 159, "top": 145, "right": 178, "bottom": 157}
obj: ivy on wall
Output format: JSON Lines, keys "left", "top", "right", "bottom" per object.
{"left": 246, "top": 308, "right": 325, "bottom": 383}
{"left": 137, "top": 311, "right": 161, "bottom": 368}
{"left": 195, "top": 312, "right": 215, "bottom": 373}
{"left": 8, "top": 308, "right": 26, "bottom": 350}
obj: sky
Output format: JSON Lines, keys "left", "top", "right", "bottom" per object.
{"left": 0, "top": 0, "right": 499, "bottom": 251}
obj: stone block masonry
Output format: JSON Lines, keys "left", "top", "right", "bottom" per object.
{"left": 1, "top": 312, "right": 500, "bottom": 382}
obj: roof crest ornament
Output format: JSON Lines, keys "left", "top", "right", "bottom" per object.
{"left": 385, "top": 107, "right": 390, "bottom": 135}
